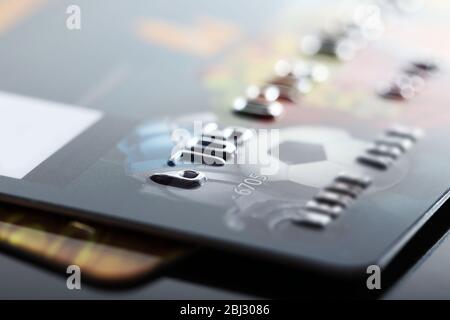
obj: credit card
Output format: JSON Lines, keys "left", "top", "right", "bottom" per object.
{"left": 384, "top": 201, "right": 450, "bottom": 299}
{"left": 0, "top": 204, "right": 190, "bottom": 286}
{"left": 0, "top": 0, "right": 449, "bottom": 274}
{"left": 387, "top": 229, "right": 450, "bottom": 299}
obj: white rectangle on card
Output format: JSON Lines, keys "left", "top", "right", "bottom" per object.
{"left": 0, "top": 91, "right": 103, "bottom": 179}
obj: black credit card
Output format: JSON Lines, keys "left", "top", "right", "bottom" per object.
{"left": 0, "top": 203, "right": 189, "bottom": 286}
{"left": 0, "top": 0, "right": 449, "bottom": 275}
